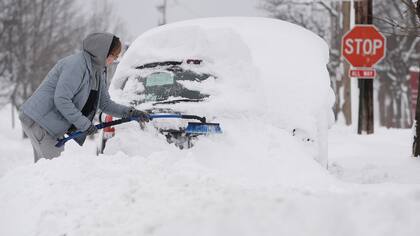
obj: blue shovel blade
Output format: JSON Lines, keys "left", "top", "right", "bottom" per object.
{"left": 185, "top": 122, "right": 222, "bottom": 134}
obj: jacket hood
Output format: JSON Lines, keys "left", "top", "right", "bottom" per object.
{"left": 82, "top": 32, "right": 114, "bottom": 69}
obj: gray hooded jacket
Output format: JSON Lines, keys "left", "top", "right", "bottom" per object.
{"left": 21, "top": 33, "right": 130, "bottom": 142}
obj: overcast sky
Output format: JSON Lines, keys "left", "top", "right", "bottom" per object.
{"left": 110, "top": 0, "right": 264, "bottom": 41}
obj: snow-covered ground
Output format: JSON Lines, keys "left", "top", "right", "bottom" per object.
{"left": 1, "top": 17, "right": 418, "bottom": 236}
{"left": 329, "top": 126, "right": 420, "bottom": 184}
{"left": 1, "top": 104, "right": 420, "bottom": 236}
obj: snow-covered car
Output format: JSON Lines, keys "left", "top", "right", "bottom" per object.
{"left": 101, "top": 17, "right": 334, "bottom": 167}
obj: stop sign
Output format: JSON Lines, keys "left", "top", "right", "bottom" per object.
{"left": 342, "top": 25, "right": 386, "bottom": 68}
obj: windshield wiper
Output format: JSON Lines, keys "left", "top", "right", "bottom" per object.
{"left": 135, "top": 61, "right": 182, "bottom": 70}
{"left": 135, "top": 60, "right": 202, "bottom": 70}
{"left": 153, "top": 98, "right": 204, "bottom": 105}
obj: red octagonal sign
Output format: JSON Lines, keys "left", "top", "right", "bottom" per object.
{"left": 342, "top": 25, "right": 386, "bottom": 68}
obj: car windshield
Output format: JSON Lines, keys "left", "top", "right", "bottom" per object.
{"left": 122, "top": 62, "right": 213, "bottom": 106}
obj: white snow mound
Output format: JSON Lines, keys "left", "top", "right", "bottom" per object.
{"left": 112, "top": 17, "right": 335, "bottom": 135}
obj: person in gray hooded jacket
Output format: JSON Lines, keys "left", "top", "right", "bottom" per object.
{"left": 19, "top": 33, "right": 148, "bottom": 162}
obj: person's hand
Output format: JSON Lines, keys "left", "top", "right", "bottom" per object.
{"left": 85, "top": 124, "right": 98, "bottom": 135}
{"left": 128, "top": 108, "right": 150, "bottom": 122}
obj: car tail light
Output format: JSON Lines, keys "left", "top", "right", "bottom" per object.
{"left": 103, "top": 115, "right": 115, "bottom": 139}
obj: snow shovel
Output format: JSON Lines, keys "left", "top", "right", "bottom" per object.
{"left": 55, "top": 114, "right": 222, "bottom": 147}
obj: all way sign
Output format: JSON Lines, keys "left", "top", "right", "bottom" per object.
{"left": 342, "top": 25, "right": 386, "bottom": 78}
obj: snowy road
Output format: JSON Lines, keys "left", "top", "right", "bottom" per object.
{"left": 1, "top": 107, "right": 420, "bottom": 236}
{"left": 329, "top": 126, "right": 420, "bottom": 184}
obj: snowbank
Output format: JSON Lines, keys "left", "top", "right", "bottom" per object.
{"left": 1, "top": 142, "right": 420, "bottom": 236}
{"left": 1, "top": 104, "right": 420, "bottom": 235}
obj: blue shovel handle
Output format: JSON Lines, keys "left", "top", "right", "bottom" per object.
{"left": 54, "top": 114, "right": 196, "bottom": 147}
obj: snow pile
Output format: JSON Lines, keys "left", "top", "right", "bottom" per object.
{"left": 103, "top": 117, "right": 333, "bottom": 188}
{"left": 109, "top": 17, "right": 334, "bottom": 167}
{"left": 111, "top": 23, "right": 261, "bottom": 119}
{"left": 2, "top": 152, "right": 420, "bottom": 236}
{"left": 111, "top": 17, "right": 335, "bottom": 137}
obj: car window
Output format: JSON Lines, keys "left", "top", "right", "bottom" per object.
{"left": 123, "top": 64, "right": 212, "bottom": 105}
{"left": 145, "top": 72, "right": 174, "bottom": 87}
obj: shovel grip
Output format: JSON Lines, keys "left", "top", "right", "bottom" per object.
{"left": 55, "top": 117, "right": 136, "bottom": 147}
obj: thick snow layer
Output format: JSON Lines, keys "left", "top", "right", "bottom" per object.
{"left": 102, "top": 118, "right": 332, "bottom": 188}
{"left": 1, "top": 104, "right": 420, "bottom": 236}
{"left": 111, "top": 17, "right": 335, "bottom": 139}
{"left": 329, "top": 126, "right": 420, "bottom": 184}
{"left": 110, "top": 17, "right": 334, "bottom": 167}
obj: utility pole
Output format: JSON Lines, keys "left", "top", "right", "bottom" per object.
{"left": 355, "top": 0, "right": 374, "bottom": 134}
{"left": 157, "top": 0, "right": 167, "bottom": 26}
{"left": 342, "top": 1, "right": 352, "bottom": 125}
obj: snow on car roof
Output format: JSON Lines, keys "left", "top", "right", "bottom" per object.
{"left": 111, "top": 17, "right": 334, "bottom": 134}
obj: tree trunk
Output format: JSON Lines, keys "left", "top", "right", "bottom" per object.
{"left": 333, "top": 80, "right": 341, "bottom": 121}
{"left": 411, "top": 0, "right": 420, "bottom": 156}
{"left": 11, "top": 97, "right": 15, "bottom": 129}
{"left": 396, "top": 95, "right": 402, "bottom": 128}
{"left": 378, "top": 82, "right": 386, "bottom": 126}
{"left": 342, "top": 1, "right": 352, "bottom": 125}
{"left": 386, "top": 96, "right": 394, "bottom": 128}
{"left": 413, "top": 64, "right": 420, "bottom": 156}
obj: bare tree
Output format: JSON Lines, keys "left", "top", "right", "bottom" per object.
{"left": 396, "top": 0, "right": 420, "bottom": 156}
{"left": 378, "top": 0, "right": 420, "bottom": 34}
{"left": 0, "top": 0, "right": 127, "bottom": 129}
{"left": 1, "top": 1, "right": 87, "bottom": 110}
{"left": 374, "top": 0, "right": 419, "bottom": 128}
